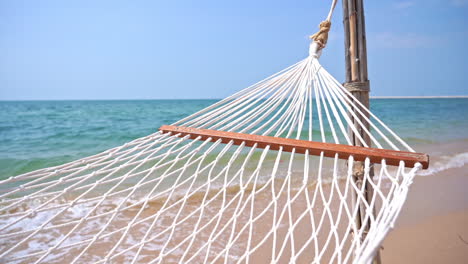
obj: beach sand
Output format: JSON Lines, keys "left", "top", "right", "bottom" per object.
{"left": 381, "top": 165, "right": 468, "bottom": 263}
{"left": 379, "top": 139, "right": 468, "bottom": 264}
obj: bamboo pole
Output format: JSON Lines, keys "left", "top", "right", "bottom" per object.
{"left": 343, "top": 0, "right": 382, "bottom": 263}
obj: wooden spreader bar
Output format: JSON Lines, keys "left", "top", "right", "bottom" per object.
{"left": 159, "top": 125, "right": 429, "bottom": 169}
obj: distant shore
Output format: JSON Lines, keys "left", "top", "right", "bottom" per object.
{"left": 1, "top": 96, "right": 468, "bottom": 102}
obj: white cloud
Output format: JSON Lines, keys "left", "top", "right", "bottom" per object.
{"left": 393, "top": 1, "right": 416, "bottom": 9}
{"left": 374, "top": 32, "right": 435, "bottom": 48}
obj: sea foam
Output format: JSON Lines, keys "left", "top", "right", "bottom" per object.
{"left": 417, "top": 152, "right": 468, "bottom": 176}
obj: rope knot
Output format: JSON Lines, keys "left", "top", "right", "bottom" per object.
{"left": 310, "top": 20, "right": 332, "bottom": 49}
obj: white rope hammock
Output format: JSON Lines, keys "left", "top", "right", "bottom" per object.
{"left": 0, "top": 3, "right": 427, "bottom": 264}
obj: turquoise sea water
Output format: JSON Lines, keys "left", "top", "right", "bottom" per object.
{"left": 1, "top": 99, "right": 467, "bottom": 178}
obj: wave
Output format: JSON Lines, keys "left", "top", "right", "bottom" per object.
{"left": 417, "top": 152, "right": 468, "bottom": 176}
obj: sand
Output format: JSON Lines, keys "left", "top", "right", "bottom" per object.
{"left": 382, "top": 210, "right": 468, "bottom": 263}
{"left": 381, "top": 165, "right": 468, "bottom": 263}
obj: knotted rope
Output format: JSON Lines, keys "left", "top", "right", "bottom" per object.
{"left": 310, "top": 20, "right": 332, "bottom": 49}
{"left": 310, "top": 0, "right": 337, "bottom": 50}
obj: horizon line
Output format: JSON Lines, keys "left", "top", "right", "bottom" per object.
{"left": 1, "top": 95, "right": 468, "bottom": 102}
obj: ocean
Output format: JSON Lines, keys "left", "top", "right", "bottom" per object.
{"left": 0, "top": 98, "right": 467, "bottom": 179}
{"left": 0, "top": 98, "right": 467, "bottom": 263}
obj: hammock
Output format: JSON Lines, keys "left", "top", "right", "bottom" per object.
{"left": 0, "top": 2, "right": 428, "bottom": 264}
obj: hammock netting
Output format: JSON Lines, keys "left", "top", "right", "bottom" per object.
{"left": 0, "top": 43, "right": 424, "bottom": 263}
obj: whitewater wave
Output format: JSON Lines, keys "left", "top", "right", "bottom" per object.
{"left": 417, "top": 152, "right": 468, "bottom": 176}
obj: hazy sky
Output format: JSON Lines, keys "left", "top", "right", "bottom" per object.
{"left": 1, "top": 0, "right": 467, "bottom": 100}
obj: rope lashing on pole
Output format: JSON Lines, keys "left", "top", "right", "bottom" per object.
{"left": 344, "top": 81, "right": 370, "bottom": 93}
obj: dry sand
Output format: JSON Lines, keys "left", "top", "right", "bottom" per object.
{"left": 381, "top": 165, "right": 468, "bottom": 263}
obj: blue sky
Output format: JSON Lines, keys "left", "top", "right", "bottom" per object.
{"left": 0, "top": 0, "right": 467, "bottom": 100}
